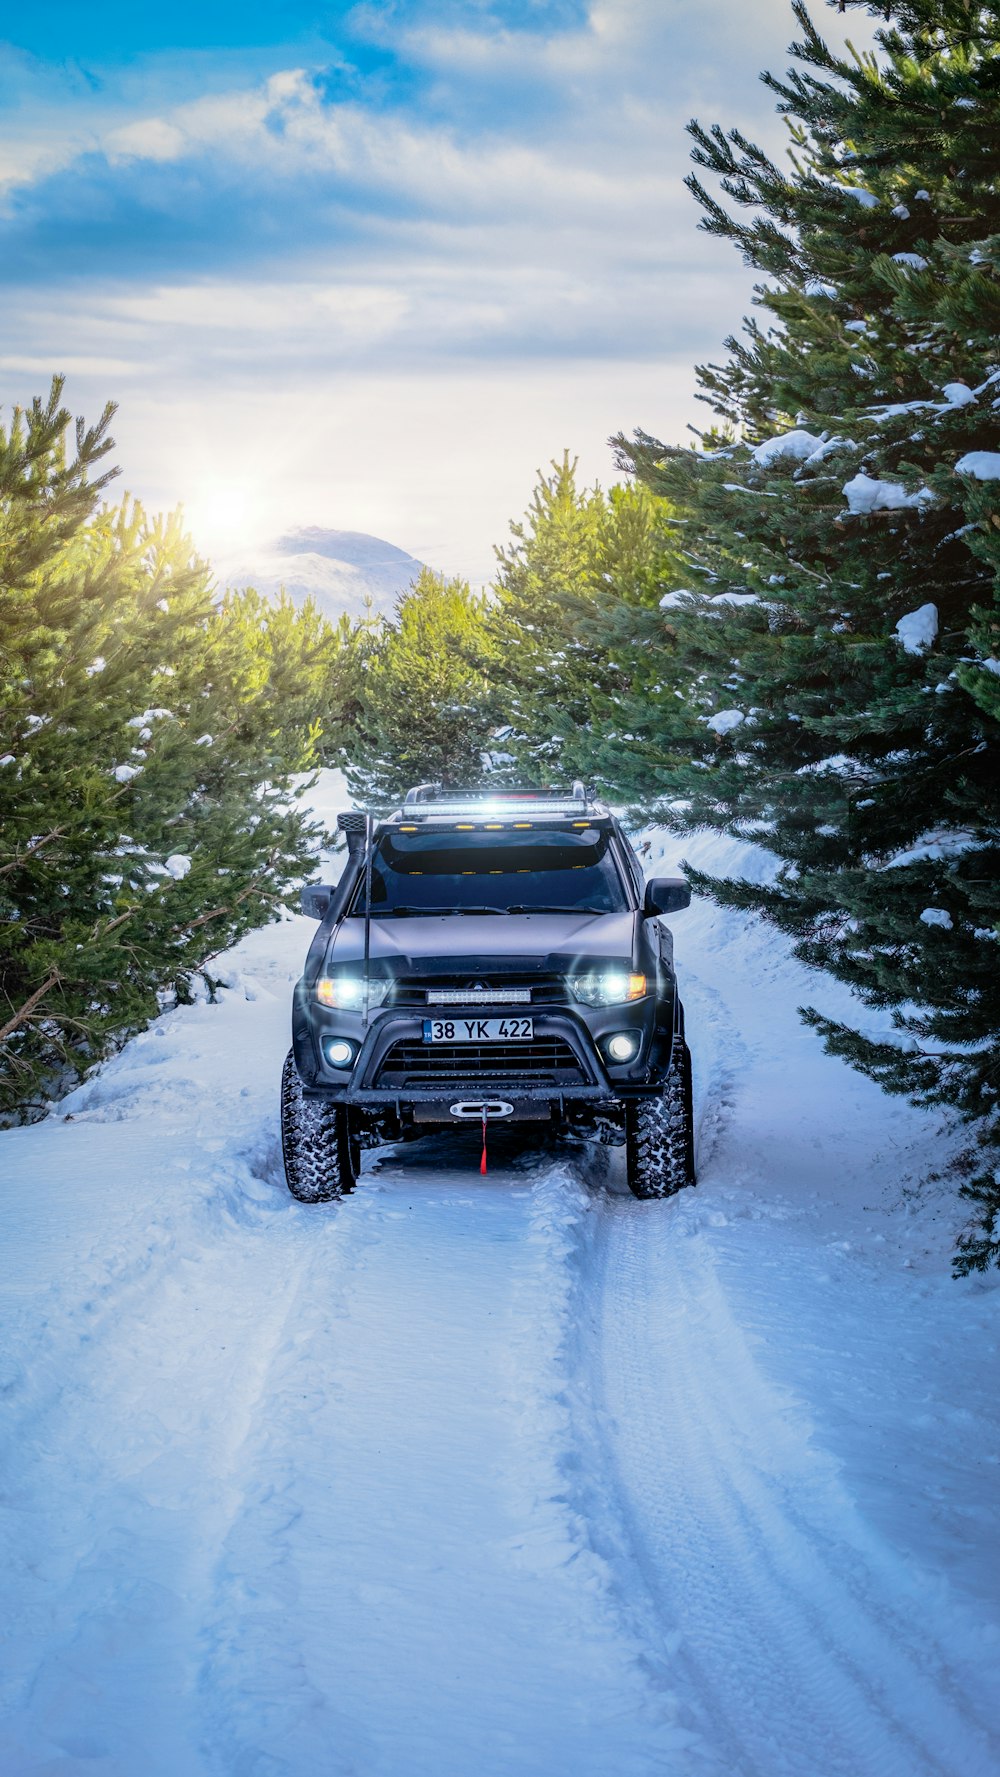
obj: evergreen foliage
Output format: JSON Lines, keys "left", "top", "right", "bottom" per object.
{"left": 339, "top": 463, "right": 686, "bottom": 812}
{"left": 607, "top": 0, "right": 1000, "bottom": 1267}
{"left": 492, "top": 454, "right": 687, "bottom": 790}
{"left": 343, "top": 566, "right": 505, "bottom": 809}
{"left": 0, "top": 380, "right": 355, "bottom": 1120}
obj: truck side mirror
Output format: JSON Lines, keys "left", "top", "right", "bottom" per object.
{"left": 643, "top": 876, "right": 691, "bottom": 916}
{"left": 301, "top": 884, "right": 334, "bottom": 921}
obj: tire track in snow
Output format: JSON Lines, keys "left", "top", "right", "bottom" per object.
{"left": 0, "top": 1148, "right": 323, "bottom": 1777}
{"left": 586, "top": 1201, "right": 999, "bottom": 1777}
{"left": 194, "top": 1150, "right": 715, "bottom": 1777}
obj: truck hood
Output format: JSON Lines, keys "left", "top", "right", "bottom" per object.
{"left": 324, "top": 909, "right": 638, "bottom": 973}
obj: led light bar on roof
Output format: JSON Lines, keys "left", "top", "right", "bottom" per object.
{"left": 401, "top": 797, "right": 595, "bottom": 820}
{"left": 399, "top": 781, "right": 600, "bottom": 820}
{"left": 404, "top": 779, "right": 588, "bottom": 804}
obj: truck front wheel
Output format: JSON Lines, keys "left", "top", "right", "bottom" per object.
{"left": 281, "top": 1050, "right": 358, "bottom": 1202}
{"left": 625, "top": 1042, "right": 696, "bottom": 1200}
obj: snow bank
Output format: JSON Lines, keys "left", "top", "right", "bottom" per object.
{"left": 291, "top": 763, "right": 355, "bottom": 834}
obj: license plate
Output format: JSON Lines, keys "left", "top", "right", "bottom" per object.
{"left": 422, "top": 1016, "right": 534, "bottom": 1043}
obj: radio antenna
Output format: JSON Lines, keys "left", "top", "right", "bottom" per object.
{"left": 362, "top": 810, "right": 374, "bottom": 1025}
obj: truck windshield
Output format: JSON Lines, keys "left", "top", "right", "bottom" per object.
{"left": 349, "top": 826, "right": 630, "bottom": 916}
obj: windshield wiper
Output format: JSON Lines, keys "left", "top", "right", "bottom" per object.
{"left": 372, "top": 904, "right": 506, "bottom": 918}
{"left": 505, "top": 904, "right": 609, "bottom": 916}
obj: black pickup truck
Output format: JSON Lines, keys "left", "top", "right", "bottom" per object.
{"left": 281, "top": 784, "right": 695, "bottom": 1201}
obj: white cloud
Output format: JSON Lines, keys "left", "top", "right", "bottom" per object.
{"left": 0, "top": 0, "right": 880, "bottom": 581}
{"left": 105, "top": 117, "right": 188, "bottom": 163}
{"left": 96, "top": 70, "right": 678, "bottom": 245}
{"left": 102, "top": 279, "right": 411, "bottom": 346}
{"left": 104, "top": 71, "right": 309, "bottom": 166}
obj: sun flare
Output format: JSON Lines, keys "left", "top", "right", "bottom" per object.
{"left": 184, "top": 477, "right": 269, "bottom": 565}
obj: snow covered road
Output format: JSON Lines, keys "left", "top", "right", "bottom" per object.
{"left": 2, "top": 818, "right": 999, "bottom": 1776}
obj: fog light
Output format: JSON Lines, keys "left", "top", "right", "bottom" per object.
{"left": 323, "top": 1037, "right": 355, "bottom": 1069}
{"left": 606, "top": 1031, "right": 640, "bottom": 1064}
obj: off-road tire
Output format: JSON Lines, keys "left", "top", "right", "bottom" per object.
{"left": 625, "top": 1041, "right": 696, "bottom": 1200}
{"left": 281, "top": 1050, "right": 358, "bottom": 1202}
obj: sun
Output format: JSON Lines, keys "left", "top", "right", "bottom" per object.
{"left": 183, "top": 477, "right": 271, "bottom": 567}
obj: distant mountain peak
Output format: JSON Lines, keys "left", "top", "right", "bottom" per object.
{"left": 221, "top": 527, "right": 425, "bottom": 623}
{"left": 273, "top": 528, "right": 420, "bottom": 570}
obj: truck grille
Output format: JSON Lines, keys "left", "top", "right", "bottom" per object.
{"left": 374, "top": 1037, "right": 586, "bottom": 1088}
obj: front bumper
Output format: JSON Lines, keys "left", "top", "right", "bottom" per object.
{"left": 292, "top": 981, "right": 676, "bottom": 1110}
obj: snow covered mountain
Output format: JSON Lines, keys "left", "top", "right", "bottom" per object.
{"left": 221, "top": 527, "right": 425, "bottom": 623}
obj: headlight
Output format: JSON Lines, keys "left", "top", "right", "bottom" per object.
{"left": 569, "top": 971, "right": 647, "bottom": 1007}
{"left": 316, "top": 975, "right": 389, "bottom": 1010}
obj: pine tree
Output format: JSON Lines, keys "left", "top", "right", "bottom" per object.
{"left": 492, "top": 455, "right": 687, "bottom": 789}
{"left": 344, "top": 567, "right": 505, "bottom": 808}
{"left": 0, "top": 381, "right": 355, "bottom": 1119}
{"left": 609, "top": 0, "right": 1000, "bottom": 1266}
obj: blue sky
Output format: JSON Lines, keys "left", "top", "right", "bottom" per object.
{"left": 0, "top": 1, "right": 871, "bottom": 580}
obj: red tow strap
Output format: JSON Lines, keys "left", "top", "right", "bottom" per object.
{"left": 480, "top": 1108, "right": 488, "bottom": 1176}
